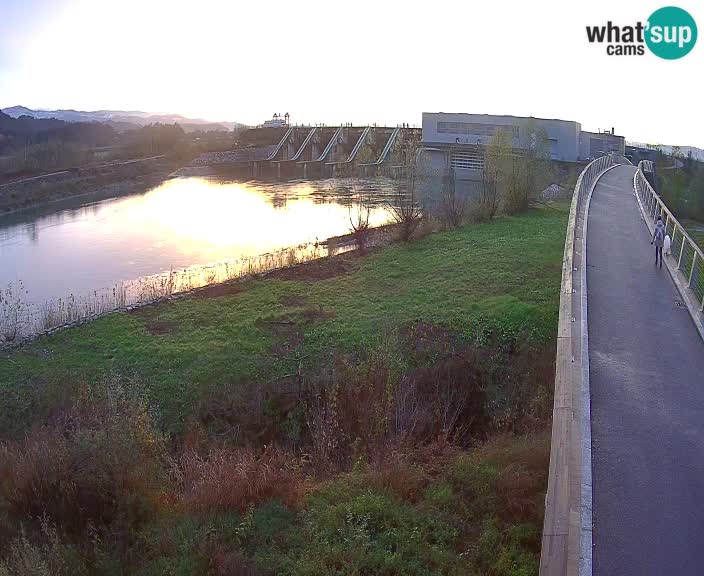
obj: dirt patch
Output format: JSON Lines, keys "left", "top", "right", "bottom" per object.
{"left": 260, "top": 305, "right": 334, "bottom": 359}
{"left": 191, "top": 280, "right": 248, "bottom": 300}
{"left": 279, "top": 295, "right": 307, "bottom": 307}
{"left": 300, "top": 304, "right": 334, "bottom": 322}
{"left": 144, "top": 319, "right": 177, "bottom": 335}
{"left": 129, "top": 304, "right": 177, "bottom": 335}
{"left": 327, "top": 222, "right": 398, "bottom": 246}
{"left": 267, "top": 322, "right": 304, "bottom": 357}
{"left": 266, "top": 255, "right": 354, "bottom": 282}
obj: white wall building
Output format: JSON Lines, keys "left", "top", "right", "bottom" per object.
{"left": 421, "top": 112, "right": 625, "bottom": 172}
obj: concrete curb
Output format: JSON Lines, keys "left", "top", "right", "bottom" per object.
{"left": 578, "top": 163, "right": 626, "bottom": 576}
{"left": 540, "top": 157, "right": 629, "bottom": 576}
{"left": 631, "top": 171, "right": 704, "bottom": 343}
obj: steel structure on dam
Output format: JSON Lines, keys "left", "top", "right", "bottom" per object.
{"left": 247, "top": 125, "right": 420, "bottom": 179}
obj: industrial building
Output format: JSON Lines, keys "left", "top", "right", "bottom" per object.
{"left": 421, "top": 112, "right": 625, "bottom": 176}
{"left": 579, "top": 130, "right": 626, "bottom": 159}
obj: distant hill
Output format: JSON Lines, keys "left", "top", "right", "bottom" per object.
{"left": 1, "top": 106, "right": 243, "bottom": 132}
{"left": 0, "top": 109, "right": 118, "bottom": 157}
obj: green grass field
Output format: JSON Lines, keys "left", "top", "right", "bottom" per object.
{"left": 683, "top": 219, "right": 704, "bottom": 251}
{"left": 0, "top": 205, "right": 569, "bottom": 575}
{"left": 1, "top": 205, "right": 567, "bottom": 435}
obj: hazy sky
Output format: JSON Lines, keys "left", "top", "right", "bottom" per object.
{"left": 0, "top": 0, "right": 702, "bottom": 146}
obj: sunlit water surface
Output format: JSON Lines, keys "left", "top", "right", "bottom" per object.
{"left": 0, "top": 177, "right": 397, "bottom": 306}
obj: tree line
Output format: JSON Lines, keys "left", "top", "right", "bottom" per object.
{"left": 0, "top": 112, "right": 220, "bottom": 177}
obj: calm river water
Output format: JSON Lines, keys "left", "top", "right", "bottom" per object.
{"left": 0, "top": 177, "right": 397, "bottom": 307}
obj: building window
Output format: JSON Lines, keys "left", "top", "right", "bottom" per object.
{"left": 450, "top": 149, "right": 484, "bottom": 170}
{"left": 437, "top": 122, "right": 518, "bottom": 138}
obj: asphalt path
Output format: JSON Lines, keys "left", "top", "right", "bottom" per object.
{"left": 588, "top": 165, "right": 704, "bottom": 575}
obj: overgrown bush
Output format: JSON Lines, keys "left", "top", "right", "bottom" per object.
{"left": 0, "top": 520, "right": 87, "bottom": 576}
{"left": 348, "top": 188, "right": 372, "bottom": 252}
{"left": 0, "top": 325, "right": 554, "bottom": 573}
{"left": 0, "top": 377, "right": 167, "bottom": 541}
{"left": 440, "top": 171, "right": 467, "bottom": 228}
{"left": 178, "top": 446, "right": 303, "bottom": 514}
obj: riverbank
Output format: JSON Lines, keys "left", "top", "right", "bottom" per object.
{"left": 683, "top": 218, "right": 704, "bottom": 250}
{"left": 0, "top": 155, "right": 180, "bottom": 215}
{"left": 0, "top": 203, "right": 568, "bottom": 574}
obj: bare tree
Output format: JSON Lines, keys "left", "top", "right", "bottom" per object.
{"left": 348, "top": 186, "right": 373, "bottom": 252}
{"left": 477, "top": 129, "right": 511, "bottom": 221}
{"left": 440, "top": 150, "right": 466, "bottom": 228}
{"left": 504, "top": 119, "right": 551, "bottom": 214}
{"left": 388, "top": 133, "right": 424, "bottom": 241}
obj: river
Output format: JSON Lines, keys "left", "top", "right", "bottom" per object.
{"left": 0, "top": 177, "right": 398, "bottom": 317}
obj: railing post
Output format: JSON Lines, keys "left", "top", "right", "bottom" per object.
{"left": 648, "top": 191, "right": 654, "bottom": 218}
{"left": 649, "top": 194, "right": 653, "bottom": 217}
{"left": 636, "top": 160, "right": 704, "bottom": 317}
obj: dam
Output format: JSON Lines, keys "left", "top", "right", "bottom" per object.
{"left": 191, "top": 125, "right": 422, "bottom": 180}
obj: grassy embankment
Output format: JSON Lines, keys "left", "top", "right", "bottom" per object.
{"left": 0, "top": 204, "right": 568, "bottom": 575}
{"left": 683, "top": 219, "right": 704, "bottom": 250}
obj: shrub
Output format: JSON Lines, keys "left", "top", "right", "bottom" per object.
{"left": 389, "top": 190, "right": 423, "bottom": 241}
{"left": 0, "top": 520, "right": 87, "bottom": 576}
{"left": 479, "top": 434, "right": 550, "bottom": 525}
{"left": 0, "top": 377, "right": 168, "bottom": 540}
{"left": 0, "top": 281, "right": 28, "bottom": 343}
{"left": 178, "top": 446, "right": 303, "bottom": 514}
{"left": 440, "top": 172, "right": 467, "bottom": 228}
{"left": 476, "top": 518, "right": 540, "bottom": 576}
{"left": 348, "top": 188, "right": 373, "bottom": 253}
{"left": 448, "top": 453, "right": 499, "bottom": 521}
{"left": 306, "top": 343, "right": 489, "bottom": 472}
{"left": 284, "top": 486, "right": 465, "bottom": 575}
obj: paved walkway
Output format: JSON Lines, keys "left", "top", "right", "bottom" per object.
{"left": 587, "top": 165, "right": 704, "bottom": 575}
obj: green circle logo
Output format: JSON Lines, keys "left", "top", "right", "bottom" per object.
{"left": 645, "top": 6, "right": 698, "bottom": 59}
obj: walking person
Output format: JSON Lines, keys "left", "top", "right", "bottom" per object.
{"left": 651, "top": 215, "right": 666, "bottom": 268}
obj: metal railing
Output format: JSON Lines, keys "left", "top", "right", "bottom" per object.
{"left": 634, "top": 161, "right": 704, "bottom": 313}
{"left": 540, "top": 153, "right": 631, "bottom": 576}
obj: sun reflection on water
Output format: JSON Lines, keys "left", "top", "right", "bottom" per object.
{"left": 0, "top": 176, "right": 396, "bottom": 306}
{"left": 122, "top": 178, "right": 392, "bottom": 259}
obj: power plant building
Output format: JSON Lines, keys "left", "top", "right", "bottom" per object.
{"left": 421, "top": 112, "right": 625, "bottom": 173}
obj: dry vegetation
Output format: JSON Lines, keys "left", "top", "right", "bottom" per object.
{"left": 0, "top": 241, "right": 332, "bottom": 345}
{"left": 0, "top": 204, "right": 569, "bottom": 574}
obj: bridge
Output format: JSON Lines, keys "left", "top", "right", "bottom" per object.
{"left": 540, "top": 156, "right": 704, "bottom": 575}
